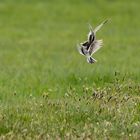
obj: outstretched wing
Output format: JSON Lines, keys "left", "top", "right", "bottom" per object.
{"left": 88, "top": 40, "right": 103, "bottom": 55}
{"left": 88, "top": 31, "right": 95, "bottom": 44}
{"left": 82, "top": 41, "right": 89, "bottom": 47}
{"left": 77, "top": 44, "right": 88, "bottom": 56}
{"left": 88, "top": 23, "right": 95, "bottom": 44}
{"left": 81, "top": 40, "right": 91, "bottom": 50}
{"left": 94, "top": 19, "right": 108, "bottom": 33}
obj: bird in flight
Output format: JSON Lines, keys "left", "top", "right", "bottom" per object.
{"left": 77, "top": 19, "right": 108, "bottom": 64}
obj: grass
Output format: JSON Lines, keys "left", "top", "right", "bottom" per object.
{"left": 0, "top": 0, "right": 140, "bottom": 139}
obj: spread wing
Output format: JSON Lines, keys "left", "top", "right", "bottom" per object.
{"left": 94, "top": 19, "right": 108, "bottom": 33}
{"left": 77, "top": 44, "right": 88, "bottom": 56}
{"left": 87, "top": 31, "right": 95, "bottom": 44}
{"left": 88, "top": 23, "right": 95, "bottom": 44}
{"left": 88, "top": 40, "right": 103, "bottom": 55}
{"left": 81, "top": 41, "right": 90, "bottom": 50}
{"left": 82, "top": 41, "right": 89, "bottom": 46}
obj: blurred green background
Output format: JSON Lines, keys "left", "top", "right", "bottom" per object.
{"left": 0, "top": 0, "right": 140, "bottom": 98}
{"left": 0, "top": 0, "right": 140, "bottom": 139}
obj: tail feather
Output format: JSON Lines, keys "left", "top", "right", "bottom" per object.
{"left": 87, "top": 56, "right": 97, "bottom": 64}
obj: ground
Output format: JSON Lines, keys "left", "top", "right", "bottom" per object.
{"left": 0, "top": 0, "right": 140, "bottom": 139}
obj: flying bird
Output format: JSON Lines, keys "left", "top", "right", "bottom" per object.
{"left": 77, "top": 19, "right": 108, "bottom": 64}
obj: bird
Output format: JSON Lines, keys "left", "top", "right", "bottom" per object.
{"left": 77, "top": 19, "right": 108, "bottom": 64}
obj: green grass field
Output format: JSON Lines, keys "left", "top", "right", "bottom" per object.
{"left": 0, "top": 0, "right": 140, "bottom": 139}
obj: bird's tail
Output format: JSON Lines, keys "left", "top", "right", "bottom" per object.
{"left": 87, "top": 56, "right": 97, "bottom": 64}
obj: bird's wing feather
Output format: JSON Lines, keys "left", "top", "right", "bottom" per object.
{"left": 87, "top": 31, "right": 95, "bottom": 44}
{"left": 87, "top": 24, "right": 95, "bottom": 43}
{"left": 77, "top": 44, "right": 84, "bottom": 55}
{"left": 82, "top": 41, "right": 89, "bottom": 46}
{"left": 77, "top": 44, "right": 88, "bottom": 56}
{"left": 88, "top": 40, "right": 103, "bottom": 55}
{"left": 94, "top": 19, "right": 108, "bottom": 33}
{"left": 88, "top": 23, "right": 94, "bottom": 32}
{"left": 81, "top": 41, "right": 90, "bottom": 50}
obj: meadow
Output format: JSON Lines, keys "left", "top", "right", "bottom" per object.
{"left": 0, "top": 0, "right": 140, "bottom": 139}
